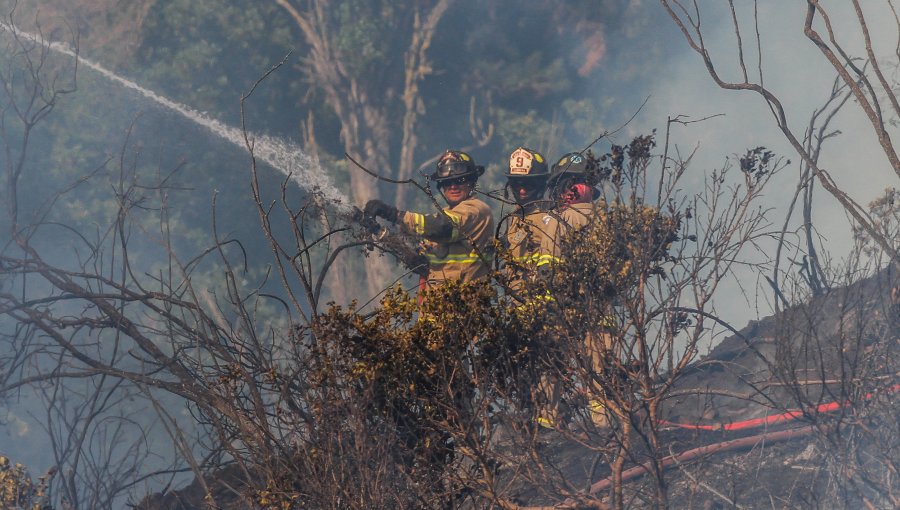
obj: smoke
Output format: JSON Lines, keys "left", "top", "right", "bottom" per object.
{"left": 628, "top": 1, "right": 899, "bottom": 326}
{"left": 642, "top": 2, "right": 898, "bottom": 240}
{"left": 0, "top": 20, "right": 349, "bottom": 212}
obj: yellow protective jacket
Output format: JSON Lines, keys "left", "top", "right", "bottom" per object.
{"left": 398, "top": 197, "right": 494, "bottom": 285}
{"left": 510, "top": 202, "right": 597, "bottom": 291}
{"left": 503, "top": 207, "right": 560, "bottom": 295}
{"left": 505, "top": 208, "right": 560, "bottom": 270}
{"left": 550, "top": 202, "right": 595, "bottom": 257}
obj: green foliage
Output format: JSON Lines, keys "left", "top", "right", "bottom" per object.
{"left": 558, "top": 203, "right": 681, "bottom": 303}
{"left": 0, "top": 456, "right": 51, "bottom": 510}
{"left": 472, "top": 51, "right": 570, "bottom": 98}
{"left": 136, "top": 0, "right": 295, "bottom": 121}
{"left": 314, "top": 281, "right": 535, "bottom": 460}
{"left": 493, "top": 108, "right": 552, "bottom": 156}
{"left": 333, "top": 0, "right": 395, "bottom": 77}
{"left": 559, "top": 97, "right": 610, "bottom": 146}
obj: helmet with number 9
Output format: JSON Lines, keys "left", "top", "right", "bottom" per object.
{"left": 505, "top": 146, "right": 549, "bottom": 179}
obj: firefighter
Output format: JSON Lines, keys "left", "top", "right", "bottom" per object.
{"left": 502, "top": 146, "right": 558, "bottom": 294}
{"left": 500, "top": 147, "right": 566, "bottom": 428}
{"left": 548, "top": 150, "right": 614, "bottom": 428}
{"left": 363, "top": 150, "right": 494, "bottom": 286}
{"left": 547, "top": 151, "right": 598, "bottom": 239}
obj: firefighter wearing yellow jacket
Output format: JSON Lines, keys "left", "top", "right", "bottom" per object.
{"left": 549, "top": 150, "right": 614, "bottom": 428}
{"left": 501, "top": 147, "right": 564, "bottom": 428}
{"left": 364, "top": 150, "right": 494, "bottom": 286}
{"left": 547, "top": 151, "right": 598, "bottom": 239}
{"left": 502, "top": 146, "right": 558, "bottom": 295}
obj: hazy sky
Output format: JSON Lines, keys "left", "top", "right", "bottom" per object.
{"left": 644, "top": 1, "right": 898, "bottom": 240}
{"left": 628, "top": 1, "right": 900, "bottom": 327}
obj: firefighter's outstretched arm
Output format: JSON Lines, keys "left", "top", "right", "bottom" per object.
{"left": 364, "top": 199, "right": 454, "bottom": 240}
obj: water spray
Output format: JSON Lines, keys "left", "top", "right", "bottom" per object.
{"left": 0, "top": 21, "right": 428, "bottom": 274}
{"left": 0, "top": 20, "right": 347, "bottom": 212}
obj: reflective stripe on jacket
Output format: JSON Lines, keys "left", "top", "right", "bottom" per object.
{"left": 504, "top": 208, "right": 560, "bottom": 292}
{"left": 399, "top": 197, "right": 494, "bottom": 284}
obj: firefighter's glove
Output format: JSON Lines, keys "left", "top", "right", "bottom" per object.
{"left": 364, "top": 199, "right": 400, "bottom": 224}
{"left": 360, "top": 215, "right": 382, "bottom": 235}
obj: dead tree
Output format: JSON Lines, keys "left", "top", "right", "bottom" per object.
{"left": 659, "top": 0, "right": 900, "bottom": 264}
{"left": 662, "top": 2, "right": 900, "bottom": 505}
{"left": 271, "top": 0, "right": 493, "bottom": 303}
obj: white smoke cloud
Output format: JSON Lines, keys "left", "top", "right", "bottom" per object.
{"left": 1, "top": 410, "right": 30, "bottom": 438}
{"left": 645, "top": 2, "right": 897, "bottom": 218}
{"left": 625, "top": 2, "right": 900, "bottom": 326}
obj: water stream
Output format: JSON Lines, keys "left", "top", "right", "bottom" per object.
{"left": 0, "top": 21, "right": 346, "bottom": 209}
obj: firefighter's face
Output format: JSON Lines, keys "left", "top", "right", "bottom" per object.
{"left": 439, "top": 177, "right": 475, "bottom": 206}
{"left": 508, "top": 178, "right": 545, "bottom": 205}
{"left": 554, "top": 177, "right": 591, "bottom": 206}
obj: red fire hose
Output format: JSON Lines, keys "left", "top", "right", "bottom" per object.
{"left": 658, "top": 383, "right": 900, "bottom": 432}
{"left": 587, "top": 426, "right": 816, "bottom": 495}
{"left": 572, "top": 383, "right": 899, "bottom": 502}
{"left": 417, "top": 275, "right": 427, "bottom": 306}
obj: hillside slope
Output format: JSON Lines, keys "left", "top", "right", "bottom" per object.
{"left": 139, "top": 267, "right": 899, "bottom": 509}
